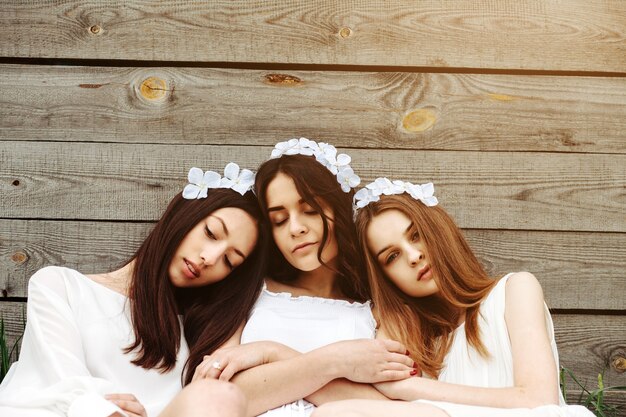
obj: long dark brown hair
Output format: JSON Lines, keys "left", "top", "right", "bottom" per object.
{"left": 355, "top": 194, "right": 498, "bottom": 377}
{"left": 255, "top": 154, "right": 368, "bottom": 302}
{"left": 123, "top": 189, "right": 268, "bottom": 385}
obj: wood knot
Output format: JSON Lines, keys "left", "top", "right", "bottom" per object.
{"left": 487, "top": 93, "right": 516, "bottom": 102}
{"left": 339, "top": 27, "right": 352, "bottom": 38}
{"left": 12, "top": 179, "right": 20, "bottom": 186}
{"left": 89, "top": 25, "right": 102, "bottom": 35}
{"left": 11, "top": 251, "right": 28, "bottom": 265}
{"left": 140, "top": 77, "right": 168, "bottom": 101}
{"left": 264, "top": 74, "right": 302, "bottom": 86}
{"left": 613, "top": 356, "right": 626, "bottom": 373}
{"left": 402, "top": 109, "right": 436, "bottom": 132}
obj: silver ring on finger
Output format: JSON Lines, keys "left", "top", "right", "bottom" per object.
{"left": 212, "top": 361, "right": 222, "bottom": 371}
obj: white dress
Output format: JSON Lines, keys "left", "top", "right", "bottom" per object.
{"left": 417, "top": 273, "right": 594, "bottom": 417}
{"left": 0, "top": 266, "right": 188, "bottom": 417}
{"left": 240, "top": 283, "right": 377, "bottom": 417}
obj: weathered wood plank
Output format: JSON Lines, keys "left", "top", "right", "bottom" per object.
{"left": 2, "top": 142, "right": 624, "bottom": 232}
{"left": 555, "top": 315, "right": 626, "bottom": 400}
{"left": 1, "top": 65, "right": 625, "bottom": 154}
{"left": 0, "top": 302, "right": 25, "bottom": 362}
{"left": 2, "top": 219, "right": 624, "bottom": 310}
{"left": 0, "top": 1, "right": 625, "bottom": 72}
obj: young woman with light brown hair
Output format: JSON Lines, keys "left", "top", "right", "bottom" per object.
{"left": 312, "top": 179, "right": 593, "bottom": 417}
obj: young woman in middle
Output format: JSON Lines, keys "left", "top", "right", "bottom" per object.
{"left": 192, "top": 138, "right": 416, "bottom": 417}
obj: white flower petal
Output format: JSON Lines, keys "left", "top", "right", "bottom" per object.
{"left": 232, "top": 182, "right": 250, "bottom": 195}
{"left": 204, "top": 171, "right": 222, "bottom": 187}
{"left": 422, "top": 196, "right": 439, "bottom": 206}
{"left": 421, "top": 183, "right": 435, "bottom": 197}
{"left": 239, "top": 169, "right": 255, "bottom": 183}
{"left": 220, "top": 178, "right": 234, "bottom": 188}
{"left": 223, "top": 162, "right": 240, "bottom": 180}
{"left": 336, "top": 153, "right": 351, "bottom": 166}
{"left": 183, "top": 184, "right": 201, "bottom": 199}
{"left": 198, "top": 186, "right": 209, "bottom": 199}
{"left": 188, "top": 167, "right": 204, "bottom": 184}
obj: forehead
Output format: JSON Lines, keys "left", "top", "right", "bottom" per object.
{"left": 266, "top": 172, "right": 300, "bottom": 207}
{"left": 366, "top": 209, "right": 412, "bottom": 252}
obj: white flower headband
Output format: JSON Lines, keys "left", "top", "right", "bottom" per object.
{"left": 270, "top": 137, "right": 360, "bottom": 193}
{"left": 353, "top": 178, "right": 439, "bottom": 211}
{"left": 183, "top": 163, "right": 255, "bottom": 199}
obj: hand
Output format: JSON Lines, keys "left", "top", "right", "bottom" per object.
{"left": 193, "top": 341, "right": 288, "bottom": 382}
{"left": 105, "top": 393, "right": 147, "bottom": 417}
{"left": 321, "top": 339, "right": 416, "bottom": 384}
{"left": 374, "top": 376, "right": 422, "bottom": 400}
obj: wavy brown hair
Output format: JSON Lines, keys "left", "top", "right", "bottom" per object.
{"left": 254, "top": 154, "right": 368, "bottom": 302}
{"left": 355, "top": 194, "right": 498, "bottom": 377}
{"left": 123, "top": 189, "right": 268, "bottom": 385}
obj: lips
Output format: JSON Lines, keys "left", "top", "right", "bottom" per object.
{"left": 184, "top": 258, "right": 200, "bottom": 278}
{"left": 417, "top": 265, "right": 431, "bottom": 281}
{"left": 292, "top": 242, "right": 315, "bottom": 253}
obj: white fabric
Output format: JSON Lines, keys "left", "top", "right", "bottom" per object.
{"left": 416, "top": 273, "right": 594, "bottom": 417}
{"left": 0, "top": 266, "right": 188, "bottom": 417}
{"left": 241, "top": 284, "right": 377, "bottom": 417}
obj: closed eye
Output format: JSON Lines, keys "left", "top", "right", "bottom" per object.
{"left": 224, "top": 255, "right": 233, "bottom": 270}
{"left": 385, "top": 251, "right": 400, "bottom": 265}
{"left": 205, "top": 226, "right": 216, "bottom": 240}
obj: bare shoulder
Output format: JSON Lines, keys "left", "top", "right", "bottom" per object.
{"left": 505, "top": 271, "right": 545, "bottom": 308}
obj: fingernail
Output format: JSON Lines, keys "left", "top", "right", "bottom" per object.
{"left": 410, "top": 369, "right": 418, "bottom": 376}
{"left": 413, "top": 362, "right": 417, "bottom": 368}
{"left": 405, "top": 350, "right": 410, "bottom": 356}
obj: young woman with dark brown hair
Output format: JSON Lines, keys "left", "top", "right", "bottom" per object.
{"left": 192, "top": 140, "right": 415, "bottom": 417}
{"left": 312, "top": 179, "right": 593, "bottom": 417}
{"left": 0, "top": 164, "right": 269, "bottom": 417}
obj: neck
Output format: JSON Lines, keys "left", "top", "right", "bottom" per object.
{"left": 294, "top": 258, "right": 344, "bottom": 299}
{"left": 105, "top": 261, "right": 135, "bottom": 296}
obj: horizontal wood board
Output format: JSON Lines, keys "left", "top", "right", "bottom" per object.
{"left": 1, "top": 65, "right": 625, "bottom": 153}
{"left": 0, "top": 1, "right": 625, "bottom": 72}
{"left": 2, "top": 142, "right": 624, "bottom": 232}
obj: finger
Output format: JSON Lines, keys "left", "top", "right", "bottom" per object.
{"left": 110, "top": 399, "right": 146, "bottom": 416}
{"left": 218, "top": 359, "right": 244, "bottom": 382}
{"left": 205, "top": 357, "right": 228, "bottom": 380}
{"left": 380, "top": 339, "right": 407, "bottom": 355}
{"left": 378, "top": 369, "right": 415, "bottom": 382}
{"left": 387, "top": 352, "right": 416, "bottom": 368}
{"left": 105, "top": 393, "right": 138, "bottom": 401}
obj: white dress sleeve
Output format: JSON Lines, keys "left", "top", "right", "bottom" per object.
{"left": 0, "top": 267, "right": 127, "bottom": 417}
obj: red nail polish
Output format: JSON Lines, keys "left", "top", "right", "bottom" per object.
{"left": 405, "top": 350, "right": 410, "bottom": 356}
{"left": 410, "top": 369, "right": 418, "bottom": 376}
{"left": 413, "top": 362, "right": 417, "bottom": 368}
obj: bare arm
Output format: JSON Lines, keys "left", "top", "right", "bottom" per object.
{"left": 197, "top": 338, "right": 413, "bottom": 417}
{"left": 375, "top": 272, "right": 560, "bottom": 408}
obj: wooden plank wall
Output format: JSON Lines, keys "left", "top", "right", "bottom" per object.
{"left": 1, "top": 0, "right": 625, "bottom": 410}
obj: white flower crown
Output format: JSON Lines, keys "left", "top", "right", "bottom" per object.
{"left": 353, "top": 177, "right": 439, "bottom": 211}
{"left": 270, "top": 137, "right": 360, "bottom": 193}
{"left": 183, "top": 163, "right": 255, "bottom": 199}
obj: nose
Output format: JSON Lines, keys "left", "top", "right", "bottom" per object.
{"left": 289, "top": 214, "right": 308, "bottom": 237}
{"left": 406, "top": 244, "right": 424, "bottom": 266}
{"left": 200, "top": 242, "right": 225, "bottom": 267}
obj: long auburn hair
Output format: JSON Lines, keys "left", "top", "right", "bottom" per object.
{"left": 123, "top": 189, "right": 268, "bottom": 385}
{"left": 355, "top": 194, "right": 498, "bottom": 377}
{"left": 255, "top": 154, "right": 368, "bottom": 302}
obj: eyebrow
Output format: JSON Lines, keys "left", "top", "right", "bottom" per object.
{"left": 267, "top": 198, "right": 306, "bottom": 213}
{"left": 211, "top": 215, "right": 246, "bottom": 259}
{"left": 375, "top": 222, "right": 413, "bottom": 258}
